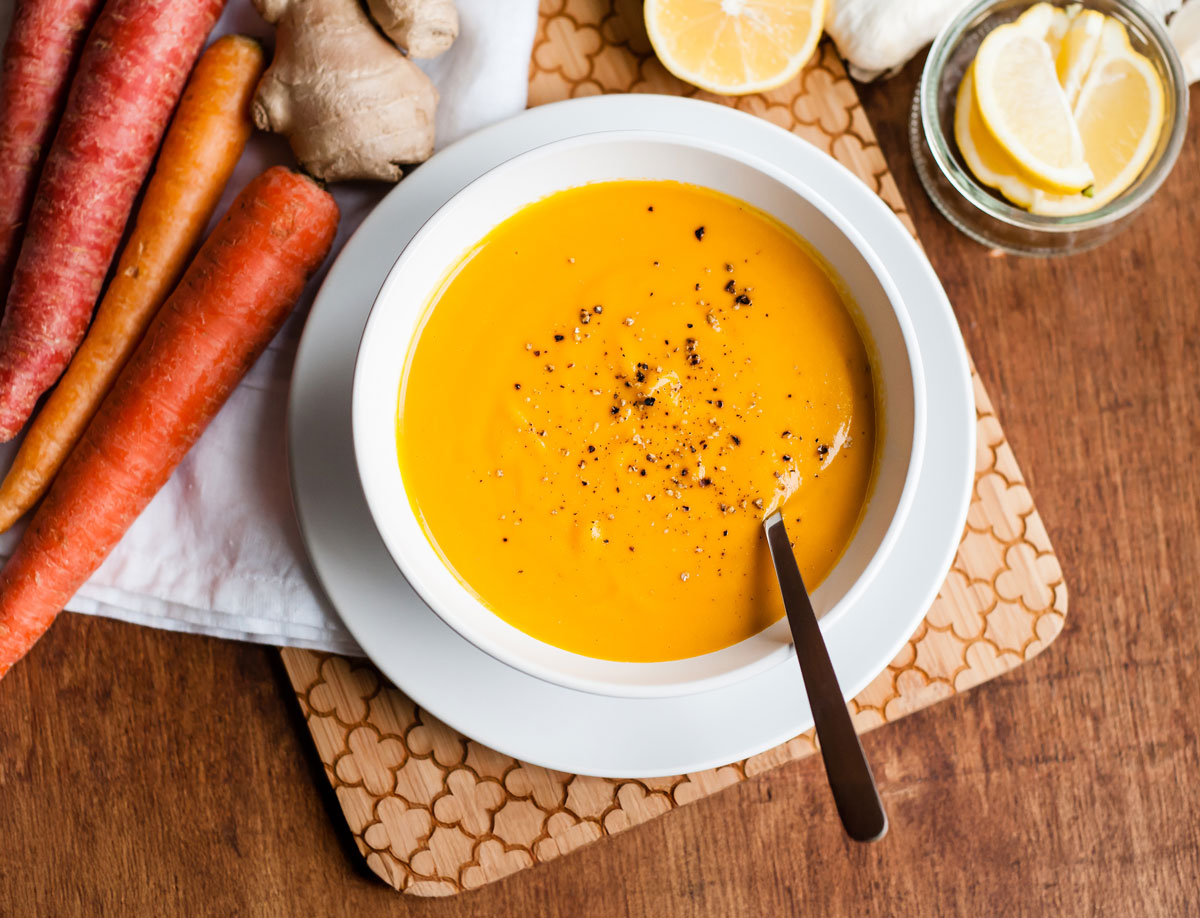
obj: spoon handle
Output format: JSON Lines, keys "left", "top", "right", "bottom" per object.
{"left": 763, "top": 513, "right": 888, "bottom": 843}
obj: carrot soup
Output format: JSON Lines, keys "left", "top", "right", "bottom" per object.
{"left": 398, "top": 180, "right": 877, "bottom": 662}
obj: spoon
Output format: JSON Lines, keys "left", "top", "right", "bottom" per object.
{"left": 762, "top": 511, "right": 888, "bottom": 843}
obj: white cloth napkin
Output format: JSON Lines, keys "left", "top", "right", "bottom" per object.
{"left": 0, "top": 0, "right": 540, "bottom": 655}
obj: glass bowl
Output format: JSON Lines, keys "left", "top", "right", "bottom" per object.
{"left": 911, "top": 0, "right": 1189, "bottom": 255}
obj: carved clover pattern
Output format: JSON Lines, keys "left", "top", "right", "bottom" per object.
{"left": 914, "top": 626, "right": 971, "bottom": 682}
{"left": 535, "top": 812, "right": 604, "bottom": 861}
{"left": 794, "top": 66, "right": 852, "bottom": 135}
{"left": 461, "top": 840, "right": 534, "bottom": 890}
{"left": 334, "top": 727, "right": 407, "bottom": 796}
{"left": 970, "top": 473, "right": 1035, "bottom": 542}
{"left": 956, "top": 640, "right": 1024, "bottom": 691}
{"left": 733, "top": 93, "right": 798, "bottom": 132}
{"left": 362, "top": 798, "right": 432, "bottom": 860}
{"left": 992, "top": 439, "right": 1024, "bottom": 484}
{"left": 884, "top": 670, "right": 955, "bottom": 721}
{"left": 491, "top": 798, "right": 547, "bottom": 849}
{"left": 407, "top": 713, "right": 467, "bottom": 767}
{"left": 276, "top": 0, "right": 1069, "bottom": 895}
{"left": 995, "top": 544, "right": 1062, "bottom": 611}
{"left": 409, "top": 825, "right": 475, "bottom": 880}
{"left": 850, "top": 668, "right": 899, "bottom": 716}
{"left": 565, "top": 774, "right": 616, "bottom": 821}
{"left": 432, "top": 769, "right": 505, "bottom": 836}
{"left": 851, "top": 704, "right": 886, "bottom": 732}
{"left": 639, "top": 774, "right": 682, "bottom": 792}
{"left": 976, "top": 415, "right": 1006, "bottom": 475}
{"left": 464, "top": 741, "right": 515, "bottom": 781}
{"left": 603, "top": 783, "right": 673, "bottom": 833}
{"left": 888, "top": 632, "right": 920, "bottom": 669}
{"left": 1023, "top": 508, "right": 1056, "bottom": 555}
{"left": 673, "top": 767, "right": 741, "bottom": 806}
{"left": 307, "top": 656, "right": 379, "bottom": 724}
{"left": 392, "top": 754, "right": 451, "bottom": 808}
{"left": 1026, "top": 606, "right": 1067, "bottom": 658}
{"left": 928, "top": 568, "right": 996, "bottom": 640}
{"left": 505, "top": 764, "right": 570, "bottom": 810}
{"left": 984, "top": 601, "right": 1037, "bottom": 652}
{"left": 368, "top": 685, "right": 418, "bottom": 736}
{"left": 533, "top": 17, "right": 603, "bottom": 82}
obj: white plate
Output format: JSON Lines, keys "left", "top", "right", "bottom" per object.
{"left": 288, "top": 95, "right": 975, "bottom": 778}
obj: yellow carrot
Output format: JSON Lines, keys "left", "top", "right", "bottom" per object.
{"left": 0, "top": 34, "right": 264, "bottom": 532}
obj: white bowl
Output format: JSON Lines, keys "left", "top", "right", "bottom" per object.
{"left": 352, "top": 131, "right": 926, "bottom": 698}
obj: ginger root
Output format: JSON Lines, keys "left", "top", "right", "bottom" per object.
{"left": 252, "top": 0, "right": 454, "bottom": 182}
{"left": 367, "top": 0, "right": 459, "bottom": 58}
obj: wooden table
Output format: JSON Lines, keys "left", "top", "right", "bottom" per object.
{"left": 3, "top": 60, "right": 1198, "bottom": 917}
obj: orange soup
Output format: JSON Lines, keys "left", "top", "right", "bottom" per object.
{"left": 398, "top": 181, "right": 876, "bottom": 662}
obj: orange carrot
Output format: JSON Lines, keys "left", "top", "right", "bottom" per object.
{"left": 0, "top": 35, "right": 265, "bottom": 534}
{"left": 0, "top": 167, "right": 339, "bottom": 680}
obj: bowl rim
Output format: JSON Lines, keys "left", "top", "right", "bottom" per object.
{"left": 350, "top": 128, "right": 928, "bottom": 698}
{"left": 920, "top": 0, "right": 1190, "bottom": 233}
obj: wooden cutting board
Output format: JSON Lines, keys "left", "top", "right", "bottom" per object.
{"left": 278, "top": 0, "right": 1068, "bottom": 896}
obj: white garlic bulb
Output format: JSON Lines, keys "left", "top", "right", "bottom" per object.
{"left": 1169, "top": 0, "right": 1200, "bottom": 83}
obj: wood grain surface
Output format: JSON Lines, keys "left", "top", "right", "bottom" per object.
{"left": 2, "top": 52, "right": 1199, "bottom": 918}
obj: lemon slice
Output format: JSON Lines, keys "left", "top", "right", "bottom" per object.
{"left": 954, "top": 65, "right": 1035, "bottom": 208}
{"left": 644, "top": 0, "right": 827, "bottom": 96}
{"left": 1056, "top": 8, "right": 1105, "bottom": 106}
{"left": 973, "top": 14, "right": 1093, "bottom": 193}
{"left": 1031, "top": 19, "right": 1165, "bottom": 216}
{"left": 1018, "top": 2, "right": 1073, "bottom": 55}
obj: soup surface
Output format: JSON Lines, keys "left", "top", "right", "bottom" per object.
{"left": 398, "top": 181, "right": 876, "bottom": 662}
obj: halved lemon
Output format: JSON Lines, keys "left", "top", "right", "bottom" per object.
{"left": 1032, "top": 18, "right": 1165, "bottom": 216}
{"left": 973, "top": 12, "right": 1093, "bottom": 194}
{"left": 644, "top": 0, "right": 827, "bottom": 96}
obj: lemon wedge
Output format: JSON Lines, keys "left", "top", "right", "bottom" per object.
{"left": 1012, "top": 3, "right": 1103, "bottom": 106}
{"left": 1019, "top": 2, "right": 1073, "bottom": 55}
{"left": 1056, "top": 8, "right": 1106, "bottom": 106}
{"left": 972, "top": 11, "right": 1093, "bottom": 194}
{"left": 1031, "top": 18, "right": 1165, "bottom": 216}
{"left": 644, "top": 0, "right": 827, "bottom": 96}
{"left": 954, "top": 65, "right": 1036, "bottom": 208}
